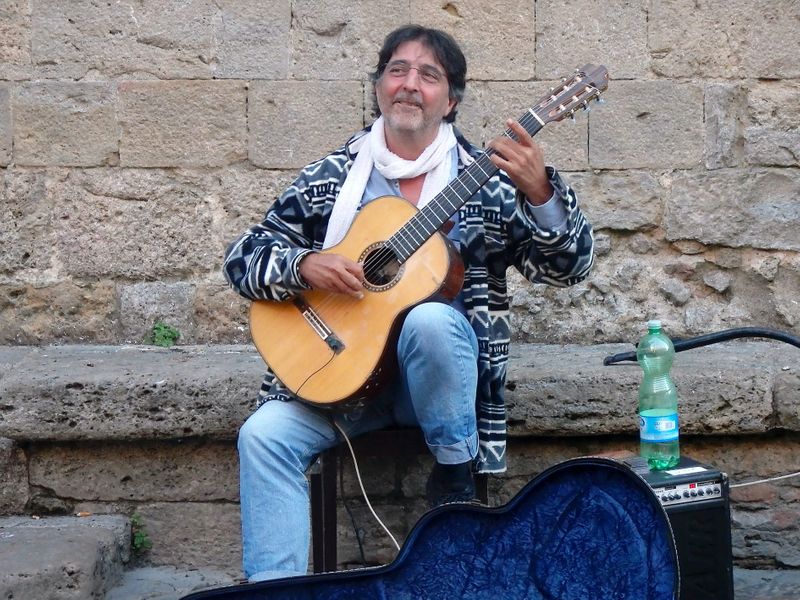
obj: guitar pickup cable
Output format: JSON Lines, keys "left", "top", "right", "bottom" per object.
{"left": 333, "top": 420, "right": 402, "bottom": 553}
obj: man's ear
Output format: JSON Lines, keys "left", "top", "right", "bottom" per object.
{"left": 446, "top": 99, "right": 458, "bottom": 119}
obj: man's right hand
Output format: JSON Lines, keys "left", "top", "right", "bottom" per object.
{"left": 298, "top": 253, "right": 365, "bottom": 299}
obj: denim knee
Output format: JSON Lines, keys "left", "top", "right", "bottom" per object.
{"left": 236, "top": 405, "right": 302, "bottom": 472}
{"left": 399, "top": 303, "right": 477, "bottom": 361}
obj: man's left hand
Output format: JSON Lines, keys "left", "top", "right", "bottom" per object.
{"left": 487, "top": 119, "right": 553, "bottom": 205}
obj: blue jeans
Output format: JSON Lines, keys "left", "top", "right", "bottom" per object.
{"left": 237, "top": 302, "right": 480, "bottom": 581}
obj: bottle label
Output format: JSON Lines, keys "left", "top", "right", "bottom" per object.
{"left": 639, "top": 411, "right": 679, "bottom": 442}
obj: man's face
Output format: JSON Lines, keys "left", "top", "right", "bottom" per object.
{"left": 375, "top": 40, "right": 456, "bottom": 141}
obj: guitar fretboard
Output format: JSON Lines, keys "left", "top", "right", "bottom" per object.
{"left": 388, "top": 111, "right": 545, "bottom": 262}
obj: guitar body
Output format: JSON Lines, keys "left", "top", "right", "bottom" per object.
{"left": 249, "top": 195, "right": 465, "bottom": 406}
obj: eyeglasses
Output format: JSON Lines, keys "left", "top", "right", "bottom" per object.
{"left": 384, "top": 60, "right": 446, "bottom": 85}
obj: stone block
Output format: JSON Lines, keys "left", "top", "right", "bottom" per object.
{"left": 457, "top": 81, "right": 588, "bottom": 171}
{"left": 665, "top": 168, "right": 800, "bottom": 251}
{"left": 589, "top": 80, "right": 704, "bottom": 169}
{"left": 0, "top": 0, "right": 31, "bottom": 80}
{"left": 13, "top": 82, "right": 118, "bottom": 167}
{"left": 0, "top": 345, "right": 263, "bottom": 441}
{"left": 289, "top": 0, "right": 410, "bottom": 81}
{"left": 410, "top": 0, "right": 535, "bottom": 80}
{"left": 0, "top": 168, "right": 53, "bottom": 275}
{"left": 1, "top": 342, "right": 796, "bottom": 444}
{"left": 772, "top": 259, "right": 800, "bottom": 328}
{"left": 136, "top": 502, "right": 241, "bottom": 572}
{"left": 649, "top": 0, "right": 800, "bottom": 79}
{"left": 504, "top": 342, "right": 787, "bottom": 437}
{"left": 119, "top": 81, "right": 247, "bottom": 168}
{"left": 775, "top": 369, "right": 800, "bottom": 430}
{"left": 706, "top": 81, "right": 800, "bottom": 170}
{"left": 249, "top": 81, "right": 364, "bottom": 169}
{"left": 535, "top": 0, "right": 648, "bottom": 79}
{"left": 732, "top": 509, "right": 800, "bottom": 567}
{"left": 0, "top": 282, "right": 119, "bottom": 344}
{"left": 0, "top": 438, "right": 28, "bottom": 514}
{"left": 192, "top": 283, "right": 251, "bottom": 345}
{"left": 0, "top": 84, "right": 10, "bottom": 165}
{"left": 213, "top": 0, "right": 290, "bottom": 79}
{"left": 568, "top": 170, "right": 663, "bottom": 231}
{"left": 705, "top": 83, "right": 747, "bottom": 169}
{"left": 30, "top": 0, "right": 216, "bottom": 80}
{"left": 119, "top": 282, "right": 196, "bottom": 345}
{"left": 0, "top": 515, "right": 130, "bottom": 600}
{"left": 28, "top": 440, "right": 238, "bottom": 502}
{"left": 50, "top": 168, "right": 217, "bottom": 279}
{"left": 744, "top": 82, "right": 800, "bottom": 168}
{"left": 213, "top": 165, "right": 299, "bottom": 246}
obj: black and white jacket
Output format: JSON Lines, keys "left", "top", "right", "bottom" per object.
{"left": 223, "top": 127, "right": 594, "bottom": 473}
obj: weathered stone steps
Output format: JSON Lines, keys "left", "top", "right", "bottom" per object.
{"left": 1, "top": 342, "right": 798, "bottom": 588}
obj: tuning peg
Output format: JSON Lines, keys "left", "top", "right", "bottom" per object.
{"left": 595, "top": 93, "right": 606, "bottom": 105}
{"left": 582, "top": 100, "right": 591, "bottom": 113}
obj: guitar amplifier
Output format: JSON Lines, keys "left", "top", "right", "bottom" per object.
{"left": 625, "top": 455, "right": 735, "bottom": 600}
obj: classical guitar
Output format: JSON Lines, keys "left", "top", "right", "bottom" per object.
{"left": 250, "top": 64, "right": 609, "bottom": 406}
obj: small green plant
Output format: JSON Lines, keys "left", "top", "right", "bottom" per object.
{"left": 131, "top": 512, "right": 153, "bottom": 555}
{"left": 149, "top": 320, "right": 180, "bottom": 347}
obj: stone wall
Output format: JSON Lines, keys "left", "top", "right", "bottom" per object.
{"left": 1, "top": 0, "right": 798, "bottom": 346}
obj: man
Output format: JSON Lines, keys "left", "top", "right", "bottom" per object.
{"left": 223, "top": 25, "right": 594, "bottom": 582}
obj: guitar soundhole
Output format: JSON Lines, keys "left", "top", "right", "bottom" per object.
{"left": 360, "top": 243, "right": 404, "bottom": 291}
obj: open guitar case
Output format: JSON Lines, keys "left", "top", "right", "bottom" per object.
{"left": 182, "top": 457, "right": 679, "bottom": 600}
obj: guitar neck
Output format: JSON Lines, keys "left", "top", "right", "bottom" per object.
{"left": 389, "top": 110, "right": 546, "bottom": 262}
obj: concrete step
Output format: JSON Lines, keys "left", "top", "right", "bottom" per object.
{"left": 105, "top": 566, "right": 800, "bottom": 600}
{"left": 734, "top": 568, "right": 800, "bottom": 600}
{"left": 0, "top": 514, "right": 130, "bottom": 600}
{"left": 105, "top": 566, "right": 238, "bottom": 600}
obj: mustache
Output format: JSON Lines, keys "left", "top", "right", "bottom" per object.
{"left": 392, "top": 93, "right": 422, "bottom": 107}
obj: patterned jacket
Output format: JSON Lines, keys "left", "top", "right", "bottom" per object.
{"left": 223, "top": 127, "right": 594, "bottom": 473}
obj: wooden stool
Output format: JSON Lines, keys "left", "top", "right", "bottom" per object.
{"left": 309, "top": 428, "right": 489, "bottom": 573}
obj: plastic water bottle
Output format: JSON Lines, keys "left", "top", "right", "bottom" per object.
{"left": 637, "top": 320, "right": 680, "bottom": 470}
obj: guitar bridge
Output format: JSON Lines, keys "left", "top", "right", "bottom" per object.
{"left": 293, "top": 296, "right": 345, "bottom": 354}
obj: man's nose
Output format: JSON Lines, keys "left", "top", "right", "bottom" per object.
{"left": 401, "top": 68, "right": 422, "bottom": 88}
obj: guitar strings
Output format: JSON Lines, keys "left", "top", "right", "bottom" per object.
{"left": 356, "top": 107, "right": 542, "bottom": 284}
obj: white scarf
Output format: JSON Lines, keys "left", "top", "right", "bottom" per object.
{"left": 322, "top": 116, "right": 457, "bottom": 249}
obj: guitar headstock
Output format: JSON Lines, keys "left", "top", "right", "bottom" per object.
{"left": 535, "top": 64, "right": 609, "bottom": 125}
